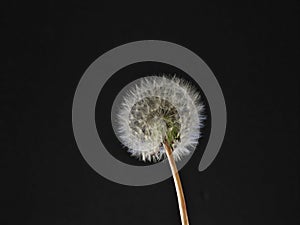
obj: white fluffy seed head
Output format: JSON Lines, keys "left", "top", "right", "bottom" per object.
{"left": 116, "top": 75, "right": 205, "bottom": 162}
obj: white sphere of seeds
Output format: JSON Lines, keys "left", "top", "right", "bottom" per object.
{"left": 117, "top": 76, "right": 205, "bottom": 162}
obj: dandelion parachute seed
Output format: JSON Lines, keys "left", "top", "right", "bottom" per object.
{"left": 116, "top": 75, "right": 205, "bottom": 225}
{"left": 117, "top": 76, "right": 205, "bottom": 162}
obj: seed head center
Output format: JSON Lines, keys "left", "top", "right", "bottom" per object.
{"left": 129, "top": 96, "right": 181, "bottom": 146}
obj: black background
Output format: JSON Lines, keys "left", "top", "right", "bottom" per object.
{"left": 2, "top": 1, "right": 299, "bottom": 225}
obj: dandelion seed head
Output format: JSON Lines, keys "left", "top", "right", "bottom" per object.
{"left": 117, "top": 75, "right": 205, "bottom": 162}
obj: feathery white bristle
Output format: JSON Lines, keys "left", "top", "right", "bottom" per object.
{"left": 116, "top": 75, "right": 205, "bottom": 162}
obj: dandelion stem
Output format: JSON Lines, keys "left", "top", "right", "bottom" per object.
{"left": 163, "top": 140, "right": 190, "bottom": 225}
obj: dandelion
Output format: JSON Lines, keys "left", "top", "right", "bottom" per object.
{"left": 117, "top": 75, "right": 205, "bottom": 225}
